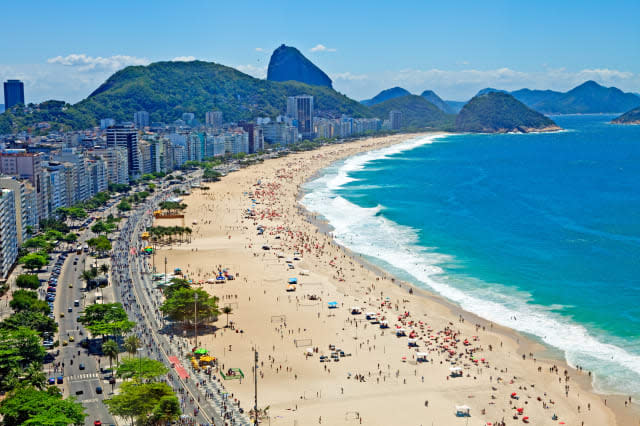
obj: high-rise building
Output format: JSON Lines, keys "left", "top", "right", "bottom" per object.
{"left": 44, "top": 163, "right": 69, "bottom": 212}
{"left": 3, "top": 80, "right": 25, "bottom": 110}
{"left": 106, "top": 124, "right": 141, "bottom": 178}
{"left": 0, "top": 151, "right": 48, "bottom": 222}
{"left": 239, "top": 122, "right": 256, "bottom": 154}
{"left": 133, "top": 111, "right": 150, "bottom": 129}
{"left": 182, "top": 113, "right": 195, "bottom": 124}
{"left": 100, "top": 118, "right": 116, "bottom": 130}
{"left": 0, "top": 177, "right": 33, "bottom": 244}
{"left": 0, "top": 189, "right": 18, "bottom": 278}
{"left": 390, "top": 110, "right": 402, "bottom": 130}
{"left": 205, "top": 111, "right": 223, "bottom": 128}
{"left": 55, "top": 148, "right": 90, "bottom": 203}
{"left": 90, "top": 147, "right": 129, "bottom": 185}
{"left": 286, "top": 95, "right": 314, "bottom": 139}
{"left": 86, "top": 158, "right": 108, "bottom": 196}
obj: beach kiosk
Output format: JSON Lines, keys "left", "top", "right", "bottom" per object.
{"left": 288, "top": 278, "right": 298, "bottom": 285}
{"left": 395, "top": 328, "right": 406, "bottom": 337}
{"left": 455, "top": 405, "right": 471, "bottom": 417}
{"left": 380, "top": 320, "right": 389, "bottom": 329}
{"left": 350, "top": 306, "right": 362, "bottom": 315}
{"left": 450, "top": 366, "right": 463, "bottom": 378}
{"left": 365, "top": 312, "right": 377, "bottom": 320}
{"left": 328, "top": 301, "right": 338, "bottom": 309}
{"left": 416, "top": 352, "right": 429, "bottom": 362}
{"left": 408, "top": 338, "right": 418, "bottom": 347}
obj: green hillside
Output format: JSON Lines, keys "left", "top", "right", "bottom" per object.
{"left": 612, "top": 106, "right": 640, "bottom": 124}
{"left": 0, "top": 60, "right": 371, "bottom": 134}
{"left": 456, "top": 92, "right": 560, "bottom": 133}
{"left": 369, "top": 95, "right": 455, "bottom": 130}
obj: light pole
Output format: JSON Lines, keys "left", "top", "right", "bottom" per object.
{"left": 137, "top": 347, "right": 144, "bottom": 384}
{"left": 164, "top": 257, "right": 167, "bottom": 286}
{"left": 194, "top": 292, "right": 198, "bottom": 348}
{"left": 254, "top": 350, "right": 259, "bottom": 425}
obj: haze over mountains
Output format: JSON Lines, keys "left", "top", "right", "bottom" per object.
{"left": 4, "top": 43, "right": 638, "bottom": 135}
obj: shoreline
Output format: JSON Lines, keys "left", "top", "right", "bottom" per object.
{"left": 295, "top": 133, "right": 639, "bottom": 425}
{"left": 156, "top": 132, "right": 635, "bottom": 425}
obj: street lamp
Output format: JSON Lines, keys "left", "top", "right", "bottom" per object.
{"left": 194, "top": 292, "right": 198, "bottom": 348}
{"left": 137, "top": 347, "right": 144, "bottom": 384}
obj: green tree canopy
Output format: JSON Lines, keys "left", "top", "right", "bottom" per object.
{"left": 0, "top": 311, "right": 57, "bottom": 336}
{"left": 0, "top": 386, "right": 86, "bottom": 426}
{"left": 0, "top": 328, "right": 45, "bottom": 389}
{"left": 116, "top": 356, "right": 169, "bottom": 382}
{"left": 117, "top": 200, "right": 132, "bottom": 212}
{"left": 63, "top": 232, "right": 78, "bottom": 243}
{"left": 87, "top": 235, "right": 112, "bottom": 254}
{"left": 15, "top": 274, "right": 40, "bottom": 290}
{"left": 160, "top": 287, "right": 219, "bottom": 325}
{"left": 104, "top": 381, "right": 177, "bottom": 425}
{"left": 18, "top": 253, "right": 48, "bottom": 272}
{"left": 10, "top": 290, "right": 50, "bottom": 314}
{"left": 77, "top": 303, "right": 135, "bottom": 337}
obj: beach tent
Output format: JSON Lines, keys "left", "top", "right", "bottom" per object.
{"left": 350, "top": 307, "right": 362, "bottom": 314}
{"left": 286, "top": 284, "right": 296, "bottom": 292}
{"left": 288, "top": 278, "right": 298, "bottom": 285}
{"left": 300, "top": 269, "right": 310, "bottom": 276}
{"left": 365, "top": 312, "right": 377, "bottom": 320}
{"left": 380, "top": 320, "right": 389, "bottom": 329}
{"left": 450, "top": 366, "right": 463, "bottom": 377}
{"left": 455, "top": 405, "right": 470, "bottom": 417}
{"left": 395, "top": 328, "right": 406, "bottom": 337}
{"left": 407, "top": 338, "right": 418, "bottom": 347}
{"left": 416, "top": 352, "right": 429, "bottom": 362}
{"left": 328, "top": 301, "right": 338, "bottom": 309}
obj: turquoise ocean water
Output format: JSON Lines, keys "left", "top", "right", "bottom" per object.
{"left": 301, "top": 115, "right": 640, "bottom": 398}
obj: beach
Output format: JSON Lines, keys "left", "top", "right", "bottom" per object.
{"left": 155, "top": 132, "right": 635, "bottom": 425}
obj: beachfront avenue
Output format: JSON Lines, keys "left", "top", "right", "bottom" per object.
{"left": 111, "top": 172, "right": 250, "bottom": 426}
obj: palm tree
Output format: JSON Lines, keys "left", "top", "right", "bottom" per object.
{"left": 123, "top": 335, "right": 140, "bottom": 356}
{"left": 80, "top": 268, "right": 98, "bottom": 288}
{"left": 222, "top": 306, "right": 233, "bottom": 328}
{"left": 99, "top": 264, "right": 109, "bottom": 275}
{"left": 23, "top": 362, "right": 47, "bottom": 389}
{"left": 102, "top": 339, "right": 120, "bottom": 375}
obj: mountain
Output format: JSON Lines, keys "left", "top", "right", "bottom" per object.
{"left": 444, "top": 100, "right": 466, "bottom": 113}
{"left": 475, "top": 81, "right": 640, "bottom": 114}
{"left": 361, "top": 87, "right": 411, "bottom": 106}
{"left": 0, "top": 60, "right": 371, "bottom": 134}
{"left": 612, "top": 106, "right": 640, "bottom": 124}
{"left": 420, "top": 90, "right": 456, "bottom": 114}
{"left": 267, "top": 44, "right": 332, "bottom": 88}
{"left": 456, "top": 92, "right": 560, "bottom": 133}
{"left": 475, "top": 87, "right": 508, "bottom": 96}
{"left": 0, "top": 104, "right": 4, "bottom": 113}
{"left": 369, "top": 95, "right": 455, "bottom": 130}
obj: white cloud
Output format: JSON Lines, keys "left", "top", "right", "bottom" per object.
{"left": 47, "top": 54, "right": 149, "bottom": 72}
{"left": 310, "top": 44, "right": 336, "bottom": 53}
{"left": 172, "top": 56, "right": 196, "bottom": 62}
{"left": 235, "top": 64, "right": 267, "bottom": 79}
{"left": 331, "top": 72, "right": 369, "bottom": 81}
{"left": 255, "top": 48, "right": 265, "bottom": 52}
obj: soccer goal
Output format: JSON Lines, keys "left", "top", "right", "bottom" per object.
{"left": 294, "top": 339, "right": 313, "bottom": 347}
{"left": 270, "top": 315, "right": 286, "bottom": 323}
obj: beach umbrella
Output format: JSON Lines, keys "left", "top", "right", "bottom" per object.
{"left": 194, "top": 348, "right": 208, "bottom": 355}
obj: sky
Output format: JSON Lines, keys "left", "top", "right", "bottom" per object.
{"left": 1, "top": 0, "right": 639, "bottom": 104}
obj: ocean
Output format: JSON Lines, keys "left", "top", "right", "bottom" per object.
{"left": 300, "top": 115, "right": 640, "bottom": 399}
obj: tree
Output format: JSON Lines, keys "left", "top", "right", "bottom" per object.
{"left": 9, "top": 290, "right": 49, "bottom": 314}
{"left": 0, "top": 328, "right": 45, "bottom": 389}
{"left": 100, "top": 263, "right": 110, "bottom": 275}
{"left": 22, "top": 362, "right": 47, "bottom": 390}
{"left": 0, "top": 386, "right": 86, "bottom": 426}
{"left": 117, "top": 200, "right": 132, "bottom": 213}
{"left": 222, "top": 305, "right": 233, "bottom": 328}
{"left": 0, "top": 311, "right": 58, "bottom": 336}
{"left": 102, "top": 339, "right": 120, "bottom": 374}
{"left": 78, "top": 303, "right": 135, "bottom": 337}
{"left": 91, "top": 220, "right": 116, "bottom": 236}
{"left": 123, "top": 335, "right": 140, "bottom": 356}
{"left": 87, "top": 235, "right": 112, "bottom": 256}
{"left": 18, "top": 253, "right": 47, "bottom": 272}
{"left": 104, "top": 382, "right": 176, "bottom": 426}
{"left": 163, "top": 278, "right": 191, "bottom": 299}
{"left": 116, "top": 356, "right": 168, "bottom": 382}
{"left": 150, "top": 395, "right": 181, "bottom": 425}
{"left": 79, "top": 268, "right": 98, "bottom": 287}
{"left": 160, "top": 288, "right": 219, "bottom": 327}
{"left": 15, "top": 274, "right": 40, "bottom": 290}
{"left": 63, "top": 232, "right": 78, "bottom": 243}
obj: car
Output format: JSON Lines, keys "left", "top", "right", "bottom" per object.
{"left": 69, "top": 336, "right": 74, "bottom": 342}
{"left": 62, "top": 340, "right": 68, "bottom": 346}
{"left": 57, "top": 376, "right": 63, "bottom": 384}
{"left": 48, "top": 378, "right": 55, "bottom": 385}
{"left": 95, "top": 386, "right": 103, "bottom": 394}
{"left": 60, "top": 312, "right": 65, "bottom": 318}
{"left": 94, "top": 421, "right": 102, "bottom": 426}
{"left": 47, "top": 287, "right": 56, "bottom": 293}
{"left": 68, "top": 307, "right": 72, "bottom": 312}
{"left": 69, "top": 283, "right": 73, "bottom": 288}
{"left": 79, "top": 363, "right": 85, "bottom": 370}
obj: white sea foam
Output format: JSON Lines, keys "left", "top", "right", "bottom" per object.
{"left": 300, "top": 133, "right": 640, "bottom": 398}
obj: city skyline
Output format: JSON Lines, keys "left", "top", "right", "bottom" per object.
{"left": 1, "top": 0, "right": 638, "bottom": 104}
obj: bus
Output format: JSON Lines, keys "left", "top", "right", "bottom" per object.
{"left": 76, "top": 245, "right": 83, "bottom": 255}
{"left": 83, "top": 244, "right": 89, "bottom": 253}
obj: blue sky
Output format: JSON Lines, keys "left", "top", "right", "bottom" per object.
{"left": 1, "top": 0, "right": 639, "bottom": 103}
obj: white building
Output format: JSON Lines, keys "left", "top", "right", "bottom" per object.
{"left": 205, "top": 111, "right": 223, "bottom": 128}
{"left": 133, "top": 111, "right": 150, "bottom": 129}
{"left": 100, "top": 118, "right": 115, "bottom": 130}
{"left": 0, "top": 177, "right": 32, "bottom": 244}
{"left": 91, "top": 147, "right": 129, "bottom": 185}
{"left": 0, "top": 189, "right": 18, "bottom": 278}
